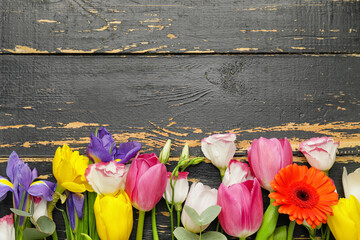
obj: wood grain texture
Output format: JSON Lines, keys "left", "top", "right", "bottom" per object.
{"left": 0, "top": 54, "right": 360, "bottom": 156}
{"left": 1, "top": 155, "right": 358, "bottom": 239}
{"left": 0, "top": 0, "right": 359, "bottom": 54}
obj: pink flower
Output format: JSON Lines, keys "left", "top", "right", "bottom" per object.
{"left": 125, "top": 153, "right": 167, "bottom": 211}
{"left": 217, "top": 179, "right": 263, "bottom": 238}
{"left": 85, "top": 160, "right": 127, "bottom": 196}
{"left": 163, "top": 172, "right": 189, "bottom": 205}
{"left": 201, "top": 133, "right": 236, "bottom": 170}
{"left": 248, "top": 137, "right": 293, "bottom": 191}
{"left": 181, "top": 182, "right": 218, "bottom": 233}
{"left": 217, "top": 178, "right": 263, "bottom": 238}
{"left": 299, "top": 137, "right": 339, "bottom": 171}
{"left": 0, "top": 214, "right": 15, "bottom": 240}
{"left": 222, "top": 160, "right": 252, "bottom": 186}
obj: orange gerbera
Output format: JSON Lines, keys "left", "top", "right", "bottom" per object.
{"left": 269, "top": 164, "right": 338, "bottom": 228}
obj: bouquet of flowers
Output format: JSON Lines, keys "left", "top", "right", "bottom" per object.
{"left": 0, "top": 127, "right": 359, "bottom": 240}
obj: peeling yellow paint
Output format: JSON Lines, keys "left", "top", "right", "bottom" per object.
{"left": 61, "top": 122, "right": 101, "bottom": 129}
{"left": 167, "top": 34, "right": 178, "bottom": 39}
{"left": 329, "top": 29, "right": 340, "bottom": 32}
{"left": 37, "top": 19, "right": 58, "bottom": 23}
{"left": 89, "top": 9, "right": 98, "bottom": 14}
{"left": 250, "top": 29, "right": 277, "bottom": 32}
{"left": 291, "top": 47, "right": 306, "bottom": 50}
{"left": 3, "top": 45, "right": 50, "bottom": 54}
{"left": 23, "top": 106, "right": 32, "bottom": 110}
{"left": 57, "top": 48, "right": 100, "bottom": 53}
{"left": 179, "top": 48, "right": 187, "bottom": 51}
{"left": 147, "top": 25, "right": 164, "bottom": 30}
{"left": 184, "top": 50, "right": 215, "bottom": 53}
{"left": 276, "top": 48, "right": 284, "bottom": 52}
{"left": 104, "top": 49, "right": 123, "bottom": 53}
{"left": 140, "top": 18, "right": 162, "bottom": 24}
{"left": 140, "top": 42, "right": 149, "bottom": 45}
{"left": 337, "top": 106, "right": 346, "bottom": 111}
{"left": 132, "top": 45, "right": 168, "bottom": 53}
{"left": 234, "top": 48, "right": 259, "bottom": 51}
{"left": 239, "top": 30, "right": 247, "bottom": 33}
{"left": 317, "top": 38, "right": 324, "bottom": 40}
{"left": 294, "top": 38, "right": 304, "bottom": 40}
{"left": 0, "top": 124, "right": 35, "bottom": 130}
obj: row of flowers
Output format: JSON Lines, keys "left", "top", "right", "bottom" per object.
{"left": 0, "top": 127, "right": 359, "bottom": 240}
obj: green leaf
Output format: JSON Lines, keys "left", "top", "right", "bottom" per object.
{"left": 199, "top": 205, "right": 221, "bottom": 226}
{"left": 56, "top": 206, "right": 74, "bottom": 240}
{"left": 29, "top": 201, "right": 34, "bottom": 215}
{"left": 10, "top": 208, "right": 32, "bottom": 217}
{"left": 36, "top": 216, "right": 56, "bottom": 234}
{"left": 81, "top": 233, "right": 93, "bottom": 240}
{"left": 173, "top": 227, "right": 199, "bottom": 240}
{"left": 24, "top": 228, "right": 52, "bottom": 240}
{"left": 202, "top": 231, "right": 228, "bottom": 240}
{"left": 272, "top": 225, "right": 287, "bottom": 240}
{"left": 184, "top": 206, "right": 201, "bottom": 226}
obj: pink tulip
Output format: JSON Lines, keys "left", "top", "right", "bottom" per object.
{"left": 217, "top": 179, "right": 263, "bottom": 238}
{"left": 248, "top": 137, "right": 293, "bottom": 191}
{"left": 299, "top": 136, "right": 339, "bottom": 171}
{"left": 0, "top": 214, "right": 15, "bottom": 240}
{"left": 125, "top": 153, "right": 167, "bottom": 211}
{"left": 222, "top": 160, "right": 252, "bottom": 186}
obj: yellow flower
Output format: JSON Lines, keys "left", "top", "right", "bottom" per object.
{"left": 94, "top": 191, "right": 133, "bottom": 240}
{"left": 327, "top": 195, "right": 360, "bottom": 240}
{"left": 53, "top": 145, "right": 92, "bottom": 192}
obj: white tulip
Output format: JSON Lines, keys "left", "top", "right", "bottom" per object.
{"left": 181, "top": 182, "right": 218, "bottom": 233}
{"left": 343, "top": 167, "right": 360, "bottom": 203}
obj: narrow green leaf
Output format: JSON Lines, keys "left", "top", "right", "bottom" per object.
{"left": 10, "top": 208, "right": 32, "bottom": 217}
{"left": 57, "top": 206, "right": 74, "bottom": 240}
{"left": 81, "top": 233, "right": 93, "bottom": 240}
{"left": 23, "top": 228, "right": 52, "bottom": 240}
{"left": 173, "top": 227, "right": 199, "bottom": 240}
{"left": 29, "top": 201, "right": 34, "bottom": 215}
{"left": 36, "top": 216, "right": 56, "bottom": 234}
{"left": 202, "top": 231, "right": 228, "bottom": 240}
{"left": 272, "top": 225, "right": 287, "bottom": 240}
{"left": 199, "top": 205, "right": 221, "bottom": 226}
{"left": 184, "top": 206, "right": 202, "bottom": 226}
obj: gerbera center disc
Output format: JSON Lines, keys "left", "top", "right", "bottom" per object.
{"left": 291, "top": 181, "right": 319, "bottom": 208}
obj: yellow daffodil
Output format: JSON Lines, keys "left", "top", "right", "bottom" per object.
{"left": 328, "top": 195, "right": 360, "bottom": 240}
{"left": 53, "top": 144, "right": 92, "bottom": 193}
{"left": 94, "top": 191, "right": 133, "bottom": 240}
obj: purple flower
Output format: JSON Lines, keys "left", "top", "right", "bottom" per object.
{"left": 0, "top": 152, "right": 56, "bottom": 224}
{"left": 86, "top": 127, "right": 141, "bottom": 164}
{"left": 66, "top": 192, "right": 84, "bottom": 231}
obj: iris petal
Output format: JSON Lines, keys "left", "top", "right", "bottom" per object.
{"left": 116, "top": 141, "right": 142, "bottom": 164}
{"left": 28, "top": 181, "right": 56, "bottom": 201}
{"left": 0, "top": 177, "right": 13, "bottom": 201}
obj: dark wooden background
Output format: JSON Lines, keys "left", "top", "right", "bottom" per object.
{"left": 0, "top": 0, "right": 359, "bottom": 239}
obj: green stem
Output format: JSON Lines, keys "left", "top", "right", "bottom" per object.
{"left": 240, "top": 238, "right": 246, "bottom": 240}
{"left": 199, "top": 230, "right": 202, "bottom": 240}
{"left": 325, "top": 225, "right": 330, "bottom": 240}
{"left": 170, "top": 209, "right": 174, "bottom": 240}
{"left": 48, "top": 185, "right": 66, "bottom": 220}
{"left": 176, "top": 209, "right": 181, "bottom": 228}
{"left": 287, "top": 221, "right": 295, "bottom": 240}
{"left": 136, "top": 211, "right": 146, "bottom": 240}
{"left": 307, "top": 227, "right": 317, "bottom": 240}
{"left": 152, "top": 207, "right": 159, "bottom": 240}
{"left": 52, "top": 230, "right": 59, "bottom": 240}
{"left": 255, "top": 198, "right": 280, "bottom": 240}
{"left": 219, "top": 167, "right": 226, "bottom": 180}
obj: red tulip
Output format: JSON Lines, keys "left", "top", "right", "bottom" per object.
{"left": 248, "top": 137, "right": 293, "bottom": 191}
{"left": 125, "top": 153, "right": 167, "bottom": 211}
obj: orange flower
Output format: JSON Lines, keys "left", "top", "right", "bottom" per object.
{"left": 269, "top": 164, "right": 338, "bottom": 228}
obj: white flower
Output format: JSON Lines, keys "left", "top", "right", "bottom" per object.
{"left": 223, "top": 160, "right": 253, "bottom": 187}
{"left": 299, "top": 136, "right": 339, "bottom": 171}
{"left": 201, "top": 133, "right": 236, "bottom": 170}
{"left": 32, "top": 197, "right": 48, "bottom": 221}
{"left": 181, "top": 182, "right": 218, "bottom": 233}
{"left": 0, "top": 214, "right": 15, "bottom": 240}
{"left": 343, "top": 167, "right": 360, "bottom": 203}
{"left": 163, "top": 172, "right": 189, "bottom": 205}
{"left": 85, "top": 160, "right": 127, "bottom": 195}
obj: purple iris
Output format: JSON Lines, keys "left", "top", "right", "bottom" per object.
{"left": 0, "top": 151, "right": 56, "bottom": 224}
{"left": 66, "top": 192, "right": 84, "bottom": 230}
{"left": 86, "top": 127, "right": 142, "bottom": 164}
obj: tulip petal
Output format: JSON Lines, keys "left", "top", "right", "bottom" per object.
{"left": 28, "top": 180, "right": 56, "bottom": 201}
{"left": 62, "top": 182, "right": 87, "bottom": 193}
{"left": 116, "top": 141, "right": 142, "bottom": 164}
{"left": 135, "top": 163, "right": 167, "bottom": 211}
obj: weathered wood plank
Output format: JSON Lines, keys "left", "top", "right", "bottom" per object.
{"left": 0, "top": 54, "right": 359, "bottom": 155}
{"left": 0, "top": 0, "right": 359, "bottom": 54}
{"left": 0, "top": 156, "right": 357, "bottom": 239}
{"left": 1, "top": 54, "right": 359, "bottom": 156}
